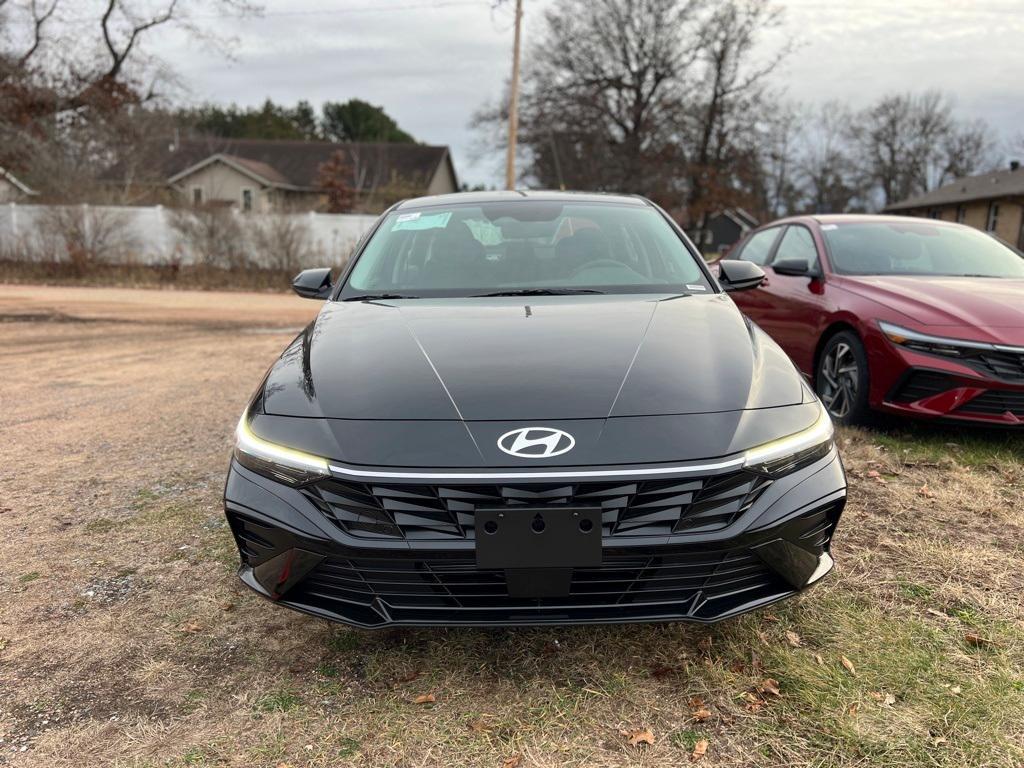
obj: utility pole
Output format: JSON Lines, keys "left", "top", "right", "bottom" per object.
{"left": 504, "top": 0, "right": 523, "bottom": 190}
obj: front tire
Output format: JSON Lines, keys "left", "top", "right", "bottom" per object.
{"left": 816, "top": 331, "right": 869, "bottom": 425}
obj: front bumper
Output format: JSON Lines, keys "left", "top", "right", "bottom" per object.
{"left": 882, "top": 367, "right": 1024, "bottom": 426}
{"left": 224, "top": 450, "right": 846, "bottom": 628}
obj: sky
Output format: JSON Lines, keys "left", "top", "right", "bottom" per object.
{"left": 144, "top": 0, "right": 1024, "bottom": 187}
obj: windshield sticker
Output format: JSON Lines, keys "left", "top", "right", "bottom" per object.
{"left": 820, "top": 224, "right": 838, "bottom": 230}
{"left": 686, "top": 284, "right": 707, "bottom": 291}
{"left": 392, "top": 211, "right": 452, "bottom": 232}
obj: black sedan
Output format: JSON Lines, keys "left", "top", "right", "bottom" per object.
{"left": 225, "top": 191, "right": 846, "bottom": 627}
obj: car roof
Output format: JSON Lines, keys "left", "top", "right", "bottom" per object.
{"left": 394, "top": 189, "right": 652, "bottom": 210}
{"left": 762, "top": 213, "right": 963, "bottom": 228}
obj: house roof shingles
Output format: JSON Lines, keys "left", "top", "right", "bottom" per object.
{"left": 113, "top": 137, "right": 454, "bottom": 194}
{"left": 886, "top": 166, "right": 1024, "bottom": 211}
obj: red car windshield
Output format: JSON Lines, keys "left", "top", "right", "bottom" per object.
{"left": 822, "top": 221, "right": 1024, "bottom": 278}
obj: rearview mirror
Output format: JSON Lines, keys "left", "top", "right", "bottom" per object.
{"left": 717, "top": 260, "right": 765, "bottom": 292}
{"left": 772, "top": 258, "right": 813, "bottom": 277}
{"left": 292, "top": 268, "right": 333, "bottom": 300}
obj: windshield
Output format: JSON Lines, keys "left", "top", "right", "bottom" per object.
{"left": 340, "top": 201, "right": 710, "bottom": 298}
{"left": 822, "top": 220, "right": 1024, "bottom": 278}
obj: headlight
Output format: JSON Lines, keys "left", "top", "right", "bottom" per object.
{"left": 234, "top": 412, "right": 329, "bottom": 486}
{"left": 742, "top": 401, "right": 835, "bottom": 476}
{"left": 878, "top": 321, "right": 990, "bottom": 358}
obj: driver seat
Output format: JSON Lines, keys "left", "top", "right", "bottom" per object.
{"left": 554, "top": 229, "right": 612, "bottom": 278}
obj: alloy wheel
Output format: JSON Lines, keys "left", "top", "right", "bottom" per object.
{"left": 819, "top": 342, "right": 859, "bottom": 419}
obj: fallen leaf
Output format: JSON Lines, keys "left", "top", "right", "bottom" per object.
{"left": 691, "top": 739, "right": 709, "bottom": 761}
{"left": 467, "top": 716, "right": 492, "bottom": 733}
{"left": 813, "top": 653, "right": 824, "bottom": 666}
{"left": 841, "top": 656, "right": 856, "bottom": 675}
{"left": 784, "top": 630, "right": 803, "bottom": 648}
{"left": 759, "top": 678, "right": 781, "bottom": 697}
{"left": 918, "top": 484, "right": 935, "bottom": 498}
{"left": 220, "top": 602, "right": 234, "bottom": 612}
{"left": 179, "top": 620, "right": 202, "bottom": 633}
{"left": 926, "top": 608, "right": 951, "bottom": 620}
{"left": 965, "top": 632, "right": 994, "bottom": 648}
{"left": 950, "top": 685, "right": 962, "bottom": 695}
{"left": 502, "top": 755, "right": 522, "bottom": 768}
{"left": 846, "top": 702, "right": 859, "bottom": 716}
{"left": 691, "top": 708, "right": 713, "bottom": 722}
{"left": 867, "top": 469, "right": 881, "bottom": 478}
{"left": 687, "top": 695, "right": 705, "bottom": 708}
{"left": 413, "top": 693, "right": 436, "bottom": 704}
{"left": 762, "top": 612, "right": 779, "bottom": 622}
{"left": 728, "top": 658, "right": 746, "bottom": 674}
{"left": 621, "top": 727, "right": 655, "bottom": 747}
{"left": 932, "top": 736, "right": 948, "bottom": 747}
{"left": 868, "top": 691, "right": 896, "bottom": 707}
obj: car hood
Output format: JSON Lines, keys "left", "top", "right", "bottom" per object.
{"left": 261, "top": 294, "right": 805, "bottom": 422}
{"left": 837, "top": 275, "right": 1024, "bottom": 331}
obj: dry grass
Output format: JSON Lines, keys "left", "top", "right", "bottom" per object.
{"left": 0, "top": 285, "right": 1022, "bottom": 767}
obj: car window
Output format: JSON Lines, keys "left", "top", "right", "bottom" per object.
{"left": 736, "top": 227, "right": 780, "bottom": 266}
{"left": 341, "top": 201, "right": 713, "bottom": 297}
{"left": 772, "top": 226, "right": 819, "bottom": 270}
{"left": 821, "top": 220, "right": 1024, "bottom": 277}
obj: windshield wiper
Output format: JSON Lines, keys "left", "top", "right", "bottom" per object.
{"left": 342, "top": 293, "right": 420, "bottom": 302}
{"left": 470, "top": 288, "right": 606, "bottom": 297}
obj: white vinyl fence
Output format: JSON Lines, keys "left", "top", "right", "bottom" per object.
{"left": 0, "top": 203, "right": 378, "bottom": 270}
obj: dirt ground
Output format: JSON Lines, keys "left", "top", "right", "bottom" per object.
{"left": 0, "top": 285, "right": 1022, "bottom": 768}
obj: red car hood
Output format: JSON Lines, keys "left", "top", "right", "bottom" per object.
{"left": 837, "top": 276, "right": 1024, "bottom": 343}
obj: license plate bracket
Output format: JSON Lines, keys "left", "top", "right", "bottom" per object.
{"left": 475, "top": 507, "right": 602, "bottom": 569}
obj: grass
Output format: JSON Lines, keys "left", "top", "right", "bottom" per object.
{"left": 2, "top": 295, "right": 1021, "bottom": 767}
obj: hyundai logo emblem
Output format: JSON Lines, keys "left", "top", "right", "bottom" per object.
{"left": 497, "top": 427, "right": 575, "bottom": 458}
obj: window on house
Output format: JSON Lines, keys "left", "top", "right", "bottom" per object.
{"left": 928, "top": 208, "right": 939, "bottom": 219}
{"left": 192, "top": 187, "right": 203, "bottom": 205}
{"left": 955, "top": 205, "right": 966, "bottom": 223}
{"left": 986, "top": 203, "right": 1000, "bottom": 232}
{"left": 242, "top": 189, "right": 253, "bottom": 212}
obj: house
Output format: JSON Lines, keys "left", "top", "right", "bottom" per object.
{"left": 691, "top": 208, "right": 759, "bottom": 255}
{"left": 0, "top": 167, "right": 38, "bottom": 203}
{"left": 107, "top": 137, "right": 458, "bottom": 213}
{"left": 885, "top": 161, "right": 1024, "bottom": 248}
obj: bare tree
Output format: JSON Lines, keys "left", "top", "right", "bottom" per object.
{"left": 0, "top": 0, "right": 259, "bottom": 195}
{"left": 684, "top": 0, "right": 790, "bottom": 235}
{"left": 475, "top": 0, "right": 791, "bottom": 221}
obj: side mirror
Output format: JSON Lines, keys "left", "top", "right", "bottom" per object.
{"left": 717, "top": 260, "right": 766, "bottom": 292}
{"left": 292, "top": 268, "right": 333, "bottom": 300}
{"left": 772, "top": 258, "right": 817, "bottom": 277}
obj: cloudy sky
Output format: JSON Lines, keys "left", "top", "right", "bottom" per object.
{"left": 146, "top": 0, "right": 1024, "bottom": 187}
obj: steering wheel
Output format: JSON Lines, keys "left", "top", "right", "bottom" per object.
{"left": 569, "top": 259, "right": 632, "bottom": 278}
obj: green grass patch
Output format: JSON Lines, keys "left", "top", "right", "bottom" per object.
{"left": 17, "top": 571, "right": 41, "bottom": 583}
{"left": 254, "top": 689, "right": 301, "bottom": 713}
{"left": 869, "top": 424, "right": 1024, "bottom": 468}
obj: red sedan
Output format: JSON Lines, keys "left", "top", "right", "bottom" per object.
{"left": 720, "top": 214, "right": 1024, "bottom": 426}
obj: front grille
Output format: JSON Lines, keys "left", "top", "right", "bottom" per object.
{"left": 891, "top": 371, "right": 954, "bottom": 402}
{"left": 968, "top": 349, "right": 1024, "bottom": 382}
{"left": 956, "top": 389, "right": 1024, "bottom": 416}
{"left": 301, "top": 470, "right": 772, "bottom": 541}
{"left": 289, "top": 545, "right": 787, "bottom": 624}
